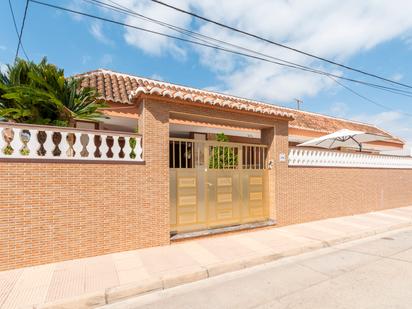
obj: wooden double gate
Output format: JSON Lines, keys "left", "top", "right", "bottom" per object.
{"left": 170, "top": 138, "right": 269, "bottom": 233}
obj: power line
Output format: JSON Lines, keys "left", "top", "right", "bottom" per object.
{"left": 15, "top": 0, "right": 30, "bottom": 62}
{"left": 8, "top": 0, "right": 30, "bottom": 61}
{"left": 149, "top": 0, "right": 412, "bottom": 90}
{"left": 329, "top": 76, "right": 412, "bottom": 118}
{"left": 81, "top": 0, "right": 412, "bottom": 98}
{"left": 87, "top": 0, "right": 412, "bottom": 118}
{"left": 29, "top": 0, "right": 412, "bottom": 116}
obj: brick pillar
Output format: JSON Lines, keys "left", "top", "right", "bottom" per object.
{"left": 261, "top": 120, "right": 289, "bottom": 222}
{"left": 138, "top": 98, "right": 171, "bottom": 246}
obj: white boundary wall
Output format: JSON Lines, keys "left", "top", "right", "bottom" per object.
{"left": 289, "top": 148, "right": 412, "bottom": 169}
{"left": 0, "top": 122, "right": 143, "bottom": 162}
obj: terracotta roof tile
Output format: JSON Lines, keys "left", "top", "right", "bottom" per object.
{"left": 76, "top": 69, "right": 294, "bottom": 119}
{"left": 289, "top": 111, "right": 391, "bottom": 137}
{"left": 75, "top": 69, "right": 400, "bottom": 141}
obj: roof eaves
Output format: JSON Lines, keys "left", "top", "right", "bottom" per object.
{"left": 130, "top": 86, "right": 295, "bottom": 120}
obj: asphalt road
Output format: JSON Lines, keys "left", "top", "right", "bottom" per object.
{"left": 101, "top": 227, "right": 412, "bottom": 309}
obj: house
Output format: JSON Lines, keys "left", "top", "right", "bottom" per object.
{"left": 1, "top": 69, "right": 412, "bottom": 271}
{"left": 79, "top": 69, "right": 403, "bottom": 153}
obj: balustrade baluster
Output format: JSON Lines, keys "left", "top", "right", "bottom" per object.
{"left": 72, "top": 133, "right": 83, "bottom": 159}
{"left": 123, "top": 137, "right": 132, "bottom": 160}
{"left": 87, "top": 134, "right": 96, "bottom": 160}
{"left": 25, "top": 129, "right": 38, "bottom": 158}
{"left": 59, "top": 132, "right": 70, "bottom": 159}
{"left": 112, "top": 136, "right": 120, "bottom": 160}
{"left": 100, "top": 135, "right": 109, "bottom": 159}
{"left": 135, "top": 137, "right": 143, "bottom": 160}
{"left": 9, "top": 128, "right": 21, "bottom": 158}
{"left": 43, "top": 131, "right": 54, "bottom": 158}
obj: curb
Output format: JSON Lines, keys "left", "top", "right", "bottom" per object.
{"left": 34, "top": 292, "right": 106, "bottom": 309}
{"left": 32, "top": 219, "right": 412, "bottom": 309}
{"left": 105, "top": 278, "right": 163, "bottom": 304}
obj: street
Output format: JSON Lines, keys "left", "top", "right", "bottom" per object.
{"left": 101, "top": 227, "right": 412, "bottom": 309}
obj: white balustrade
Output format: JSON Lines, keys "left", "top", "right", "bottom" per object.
{"left": 9, "top": 128, "right": 21, "bottom": 159}
{"left": 43, "top": 131, "right": 54, "bottom": 159}
{"left": 289, "top": 148, "right": 412, "bottom": 169}
{"left": 87, "top": 133, "right": 97, "bottom": 159}
{"left": 111, "top": 136, "right": 120, "bottom": 160}
{"left": 123, "top": 136, "right": 132, "bottom": 160}
{"left": 99, "top": 135, "right": 109, "bottom": 159}
{"left": 59, "top": 132, "right": 70, "bottom": 159}
{"left": 72, "top": 132, "right": 83, "bottom": 159}
{"left": 0, "top": 123, "right": 143, "bottom": 162}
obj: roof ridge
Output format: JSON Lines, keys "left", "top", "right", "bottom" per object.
{"left": 78, "top": 69, "right": 294, "bottom": 119}
{"left": 80, "top": 69, "right": 291, "bottom": 109}
{"left": 72, "top": 69, "right": 107, "bottom": 78}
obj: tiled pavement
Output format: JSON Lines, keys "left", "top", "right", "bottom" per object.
{"left": 2, "top": 206, "right": 412, "bottom": 309}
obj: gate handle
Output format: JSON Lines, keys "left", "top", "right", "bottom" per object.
{"left": 207, "top": 182, "right": 213, "bottom": 187}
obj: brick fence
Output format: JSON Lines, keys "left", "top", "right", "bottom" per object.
{"left": 278, "top": 167, "right": 412, "bottom": 226}
{"left": 1, "top": 99, "right": 412, "bottom": 271}
{"left": 3, "top": 161, "right": 412, "bottom": 271}
{"left": 0, "top": 162, "right": 170, "bottom": 271}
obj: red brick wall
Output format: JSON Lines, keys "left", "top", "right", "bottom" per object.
{"left": 0, "top": 99, "right": 171, "bottom": 271}
{"left": 0, "top": 162, "right": 164, "bottom": 270}
{"left": 278, "top": 167, "right": 412, "bottom": 226}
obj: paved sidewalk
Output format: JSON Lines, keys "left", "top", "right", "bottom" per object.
{"left": 2, "top": 206, "right": 412, "bottom": 309}
{"left": 100, "top": 227, "right": 412, "bottom": 309}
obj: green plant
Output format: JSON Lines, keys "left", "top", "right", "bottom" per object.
{"left": 129, "top": 137, "right": 137, "bottom": 159}
{"left": 209, "top": 133, "right": 238, "bottom": 169}
{"left": 3, "top": 145, "right": 13, "bottom": 155}
{"left": 51, "top": 120, "right": 69, "bottom": 127}
{"left": 216, "top": 132, "right": 229, "bottom": 142}
{"left": 20, "top": 148, "right": 30, "bottom": 156}
{"left": 0, "top": 58, "right": 107, "bottom": 125}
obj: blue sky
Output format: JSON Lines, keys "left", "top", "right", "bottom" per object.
{"left": 2, "top": 0, "right": 412, "bottom": 144}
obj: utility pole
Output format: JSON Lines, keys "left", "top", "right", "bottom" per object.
{"left": 294, "top": 98, "right": 303, "bottom": 110}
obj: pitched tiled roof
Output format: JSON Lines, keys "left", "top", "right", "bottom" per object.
{"left": 77, "top": 69, "right": 293, "bottom": 119}
{"left": 289, "top": 110, "right": 394, "bottom": 137}
{"left": 76, "top": 69, "right": 400, "bottom": 141}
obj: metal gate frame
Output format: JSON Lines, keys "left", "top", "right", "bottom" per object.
{"left": 170, "top": 138, "right": 269, "bottom": 233}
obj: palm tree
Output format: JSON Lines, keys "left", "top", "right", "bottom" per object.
{"left": 0, "top": 58, "right": 107, "bottom": 126}
{"left": 0, "top": 58, "right": 46, "bottom": 123}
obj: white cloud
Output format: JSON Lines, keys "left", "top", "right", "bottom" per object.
{"left": 150, "top": 73, "right": 164, "bottom": 81}
{"left": 391, "top": 73, "right": 403, "bottom": 82}
{"left": 89, "top": 21, "right": 113, "bottom": 45}
{"left": 403, "top": 32, "right": 412, "bottom": 50}
{"left": 121, "top": 0, "right": 191, "bottom": 58}
{"left": 329, "top": 102, "right": 349, "bottom": 118}
{"left": 352, "top": 111, "right": 412, "bottom": 145}
{"left": 82, "top": 55, "right": 91, "bottom": 65}
{"left": 67, "top": 0, "right": 86, "bottom": 21}
{"left": 100, "top": 54, "right": 113, "bottom": 66}
{"left": 0, "top": 46, "right": 6, "bottom": 51}
{"left": 92, "top": 0, "right": 412, "bottom": 103}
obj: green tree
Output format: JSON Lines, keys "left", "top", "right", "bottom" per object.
{"left": 0, "top": 58, "right": 48, "bottom": 123}
{"left": 209, "top": 133, "right": 238, "bottom": 169}
{"left": 0, "top": 58, "right": 107, "bottom": 126}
